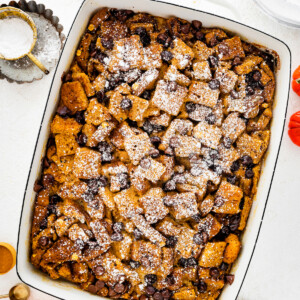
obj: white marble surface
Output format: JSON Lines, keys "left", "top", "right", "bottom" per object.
{"left": 0, "top": 0, "right": 299, "bottom": 299}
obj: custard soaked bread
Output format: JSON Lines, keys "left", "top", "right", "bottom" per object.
{"left": 31, "top": 7, "right": 277, "bottom": 299}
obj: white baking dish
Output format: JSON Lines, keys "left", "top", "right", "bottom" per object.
{"left": 16, "top": 0, "right": 291, "bottom": 299}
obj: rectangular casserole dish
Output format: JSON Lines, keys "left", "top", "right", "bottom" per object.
{"left": 16, "top": 0, "right": 291, "bottom": 299}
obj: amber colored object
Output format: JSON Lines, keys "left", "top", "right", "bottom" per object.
{"left": 0, "top": 243, "right": 16, "bottom": 274}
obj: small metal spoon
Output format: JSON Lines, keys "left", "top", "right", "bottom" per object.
{"left": 0, "top": 284, "right": 30, "bottom": 300}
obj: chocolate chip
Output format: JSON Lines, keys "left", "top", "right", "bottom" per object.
{"left": 38, "top": 236, "right": 49, "bottom": 247}
{"left": 214, "top": 196, "right": 225, "bottom": 207}
{"left": 252, "top": 70, "right": 261, "bottom": 82}
{"left": 150, "top": 136, "right": 161, "bottom": 145}
{"left": 133, "top": 228, "right": 143, "bottom": 240}
{"left": 120, "top": 98, "right": 132, "bottom": 110}
{"left": 218, "top": 43, "right": 229, "bottom": 55}
{"left": 142, "top": 120, "right": 154, "bottom": 134}
{"left": 161, "top": 289, "right": 171, "bottom": 299}
{"left": 57, "top": 106, "right": 70, "bottom": 117}
{"left": 225, "top": 274, "right": 235, "bottom": 285}
{"left": 98, "top": 175, "right": 108, "bottom": 187}
{"left": 165, "top": 236, "right": 178, "bottom": 248}
{"left": 169, "top": 136, "right": 180, "bottom": 148}
{"left": 212, "top": 164, "right": 223, "bottom": 175}
{"left": 208, "top": 79, "right": 220, "bottom": 90}
{"left": 49, "top": 195, "right": 62, "bottom": 205}
{"left": 43, "top": 157, "right": 50, "bottom": 169}
{"left": 209, "top": 149, "right": 219, "bottom": 160}
{"left": 163, "top": 180, "right": 176, "bottom": 192}
{"left": 210, "top": 35, "right": 219, "bottom": 47}
{"left": 111, "top": 9, "right": 132, "bottom": 22}
{"left": 141, "top": 90, "right": 152, "bottom": 100}
{"left": 101, "top": 151, "right": 113, "bottom": 163}
{"left": 145, "top": 285, "right": 156, "bottom": 295}
{"left": 167, "top": 81, "right": 178, "bottom": 92}
{"left": 195, "top": 31, "right": 204, "bottom": 41}
{"left": 102, "top": 37, "right": 114, "bottom": 50}
{"left": 42, "top": 174, "right": 54, "bottom": 187}
{"left": 197, "top": 280, "right": 207, "bottom": 293}
{"left": 208, "top": 55, "right": 219, "bottom": 68}
{"left": 94, "top": 266, "right": 105, "bottom": 276}
{"left": 191, "top": 213, "right": 202, "bottom": 222}
{"left": 164, "top": 147, "right": 174, "bottom": 156}
{"left": 220, "top": 262, "right": 229, "bottom": 271}
{"left": 95, "top": 280, "right": 105, "bottom": 289}
{"left": 227, "top": 175, "right": 237, "bottom": 185}
{"left": 135, "top": 27, "right": 151, "bottom": 47}
{"left": 241, "top": 155, "right": 253, "bottom": 166}
{"left": 165, "top": 275, "right": 175, "bottom": 286}
{"left": 172, "top": 173, "right": 186, "bottom": 184}
{"left": 246, "top": 86, "right": 255, "bottom": 96}
{"left": 111, "top": 232, "right": 123, "bottom": 241}
{"left": 108, "top": 287, "right": 118, "bottom": 297}
{"left": 187, "top": 257, "right": 198, "bottom": 267}
{"left": 229, "top": 214, "right": 241, "bottom": 231}
{"left": 161, "top": 50, "right": 173, "bottom": 63}
{"left": 231, "top": 160, "right": 240, "bottom": 172}
{"left": 230, "top": 90, "right": 239, "bottom": 99}
{"left": 40, "top": 218, "right": 48, "bottom": 230}
{"left": 113, "top": 222, "right": 124, "bottom": 233}
{"left": 87, "top": 177, "right": 103, "bottom": 194}
{"left": 77, "top": 133, "right": 87, "bottom": 147}
{"left": 185, "top": 102, "right": 196, "bottom": 113}
{"left": 205, "top": 113, "right": 216, "bottom": 125}
{"left": 149, "top": 148, "right": 160, "bottom": 158}
{"left": 157, "top": 33, "right": 172, "bottom": 48}
{"left": 210, "top": 267, "right": 220, "bottom": 279}
{"left": 74, "top": 239, "right": 85, "bottom": 250}
{"left": 145, "top": 274, "right": 157, "bottom": 285}
{"left": 153, "top": 292, "right": 163, "bottom": 300}
{"left": 34, "top": 180, "right": 43, "bottom": 193}
{"left": 245, "top": 168, "right": 254, "bottom": 178}
{"left": 180, "top": 23, "right": 190, "bottom": 34}
{"left": 88, "top": 284, "right": 98, "bottom": 294}
{"left": 75, "top": 111, "right": 85, "bottom": 124}
{"left": 192, "top": 20, "right": 202, "bottom": 30}
{"left": 129, "top": 260, "right": 140, "bottom": 269}
{"left": 96, "top": 90, "right": 105, "bottom": 103}
{"left": 193, "top": 231, "right": 208, "bottom": 245}
{"left": 232, "top": 56, "right": 242, "bottom": 66}
{"left": 116, "top": 173, "right": 130, "bottom": 190}
{"left": 140, "top": 295, "right": 149, "bottom": 300}
{"left": 223, "top": 137, "right": 233, "bottom": 148}
{"left": 190, "top": 166, "right": 202, "bottom": 177}
{"left": 163, "top": 196, "right": 174, "bottom": 207}
{"left": 178, "top": 257, "right": 188, "bottom": 268}
{"left": 114, "top": 283, "right": 125, "bottom": 294}
{"left": 140, "top": 158, "right": 151, "bottom": 169}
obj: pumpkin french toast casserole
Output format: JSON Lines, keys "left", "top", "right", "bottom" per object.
{"left": 31, "top": 7, "right": 277, "bottom": 300}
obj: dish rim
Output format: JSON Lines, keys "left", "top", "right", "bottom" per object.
{"left": 16, "top": 0, "right": 292, "bottom": 299}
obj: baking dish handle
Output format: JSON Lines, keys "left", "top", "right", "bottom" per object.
{"left": 202, "top": 0, "right": 241, "bottom": 21}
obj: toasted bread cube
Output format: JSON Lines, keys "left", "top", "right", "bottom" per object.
{"left": 109, "top": 91, "right": 128, "bottom": 122}
{"left": 114, "top": 188, "right": 143, "bottom": 218}
{"left": 200, "top": 195, "right": 215, "bottom": 216}
{"left": 217, "top": 36, "right": 245, "bottom": 61}
{"left": 157, "top": 247, "right": 174, "bottom": 278}
{"left": 236, "top": 133, "right": 265, "bottom": 164}
{"left": 164, "top": 65, "right": 191, "bottom": 86}
{"left": 197, "top": 214, "right": 222, "bottom": 240}
{"left": 58, "top": 180, "right": 88, "bottom": 201}
{"left": 193, "top": 40, "right": 215, "bottom": 61}
{"left": 129, "top": 164, "right": 151, "bottom": 194}
{"left": 188, "top": 81, "right": 219, "bottom": 108}
{"left": 90, "top": 220, "right": 111, "bottom": 252}
{"left": 68, "top": 224, "right": 89, "bottom": 242}
{"left": 193, "top": 60, "right": 212, "bottom": 81}
{"left": 61, "top": 81, "right": 88, "bottom": 114}
{"left": 131, "top": 214, "right": 166, "bottom": 246}
{"left": 170, "top": 38, "right": 194, "bottom": 70}
{"left": 188, "top": 104, "right": 212, "bottom": 122}
{"left": 234, "top": 55, "right": 263, "bottom": 75}
{"left": 132, "top": 68, "right": 159, "bottom": 96}
{"left": 175, "top": 135, "right": 202, "bottom": 158}
{"left": 213, "top": 181, "right": 243, "bottom": 214}
{"left": 204, "top": 278, "right": 225, "bottom": 293}
{"left": 152, "top": 80, "right": 188, "bottom": 116}
{"left": 150, "top": 113, "right": 171, "bottom": 127}
{"left": 139, "top": 188, "right": 168, "bottom": 224}
{"left": 176, "top": 227, "right": 200, "bottom": 259}
{"left": 51, "top": 115, "right": 82, "bottom": 135}
{"left": 199, "top": 242, "right": 226, "bottom": 268}
{"left": 73, "top": 147, "right": 101, "bottom": 179}
{"left": 204, "top": 28, "right": 227, "bottom": 45}
{"left": 130, "top": 22, "right": 154, "bottom": 33}
{"left": 239, "top": 196, "right": 253, "bottom": 230}
{"left": 98, "top": 186, "right": 115, "bottom": 210}
{"left": 223, "top": 233, "right": 241, "bottom": 264}
{"left": 170, "top": 192, "right": 199, "bottom": 220}
{"left": 247, "top": 108, "right": 272, "bottom": 132}
{"left": 109, "top": 35, "right": 144, "bottom": 72}
{"left": 215, "top": 68, "right": 238, "bottom": 94}
{"left": 135, "top": 157, "right": 166, "bottom": 183}
{"left": 173, "top": 287, "right": 196, "bottom": 300}
{"left": 143, "top": 101, "right": 161, "bottom": 118}
{"left": 217, "top": 145, "right": 240, "bottom": 173}
{"left": 83, "top": 195, "right": 105, "bottom": 220}
{"left": 75, "top": 32, "right": 93, "bottom": 71}
{"left": 112, "top": 232, "right": 133, "bottom": 260}
{"left": 124, "top": 132, "right": 152, "bottom": 165}
{"left": 85, "top": 98, "right": 112, "bottom": 126}
{"left": 156, "top": 155, "right": 175, "bottom": 182}
{"left": 222, "top": 112, "right": 246, "bottom": 142}
{"left": 142, "top": 43, "right": 163, "bottom": 70}
{"left": 92, "top": 74, "right": 105, "bottom": 92}
{"left": 91, "top": 121, "right": 116, "bottom": 143}
{"left": 58, "top": 199, "right": 86, "bottom": 223}
{"left": 31, "top": 205, "right": 48, "bottom": 238}
{"left": 55, "top": 133, "right": 78, "bottom": 157}
{"left": 156, "top": 216, "right": 182, "bottom": 236}
{"left": 128, "top": 95, "right": 150, "bottom": 121}
{"left": 82, "top": 123, "right": 97, "bottom": 147}
{"left": 131, "top": 240, "right": 162, "bottom": 270}
{"left": 193, "top": 121, "right": 222, "bottom": 149}
{"left": 72, "top": 72, "right": 95, "bottom": 97}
